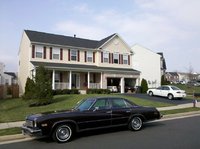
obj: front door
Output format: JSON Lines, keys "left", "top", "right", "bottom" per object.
{"left": 72, "top": 73, "right": 80, "bottom": 89}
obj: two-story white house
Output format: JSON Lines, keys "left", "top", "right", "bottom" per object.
{"left": 18, "top": 30, "right": 140, "bottom": 94}
{"left": 131, "top": 44, "right": 163, "bottom": 88}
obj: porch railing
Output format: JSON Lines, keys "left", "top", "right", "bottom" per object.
{"left": 90, "top": 83, "right": 100, "bottom": 89}
{"left": 55, "top": 82, "right": 69, "bottom": 90}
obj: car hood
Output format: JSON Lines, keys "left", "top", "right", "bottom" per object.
{"left": 26, "top": 109, "right": 74, "bottom": 121}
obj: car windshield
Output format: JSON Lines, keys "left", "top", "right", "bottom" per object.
{"left": 171, "top": 86, "right": 181, "bottom": 90}
{"left": 74, "top": 99, "right": 96, "bottom": 111}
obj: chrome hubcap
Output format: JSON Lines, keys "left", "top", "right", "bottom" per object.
{"left": 131, "top": 117, "right": 142, "bottom": 130}
{"left": 56, "top": 126, "right": 71, "bottom": 141}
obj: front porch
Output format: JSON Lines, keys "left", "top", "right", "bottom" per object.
{"left": 51, "top": 70, "right": 102, "bottom": 90}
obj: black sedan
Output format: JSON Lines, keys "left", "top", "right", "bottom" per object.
{"left": 22, "top": 97, "right": 162, "bottom": 143}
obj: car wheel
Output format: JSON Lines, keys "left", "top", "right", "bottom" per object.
{"left": 149, "top": 91, "right": 153, "bottom": 96}
{"left": 168, "top": 94, "right": 174, "bottom": 100}
{"left": 52, "top": 124, "right": 73, "bottom": 143}
{"left": 129, "top": 117, "right": 143, "bottom": 131}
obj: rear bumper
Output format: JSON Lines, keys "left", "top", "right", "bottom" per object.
{"left": 22, "top": 124, "right": 42, "bottom": 137}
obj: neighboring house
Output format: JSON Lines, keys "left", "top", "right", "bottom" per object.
{"left": 165, "top": 72, "right": 179, "bottom": 83}
{"left": 157, "top": 52, "right": 167, "bottom": 76}
{"left": 0, "top": 62, "right": 17, "bottom": 85}
{"left": 131, "top": 44, "right": 162, "bottom": 88}
{"left": 18, "top": 30, "right": 140, "bottom": 94}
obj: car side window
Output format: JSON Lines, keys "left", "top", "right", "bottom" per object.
{"left": 112, "top": 98, "right": 127, "bottom": 108}
{"left": 163, "top": 87, "right": 170, "bottom": 90}
{"left": 157, "top": 87, "right": 162, "bottom": 90}
{"left": 91, "top": 99, "right": 110, "bottom": 110}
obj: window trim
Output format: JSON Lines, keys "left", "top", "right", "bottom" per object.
{"left": 35, "top": 46, "right": 43, "bottom": 58}
{"left": 103, "top": 51, "right": 109, "bottom": 63}
{"left": 71, "top": 49, "right": 77, "bottom": 61}
{"left": 113, "top": 53, "right": 119, "bottom": 64}
{"left": 52, "top": 48, "right": 60, "bottom": 60}
{"left": 87, "top": 51, "right": 93, "bottom": 62}
{"left": 123, "top": 54, "right": 128, "bottom": 65}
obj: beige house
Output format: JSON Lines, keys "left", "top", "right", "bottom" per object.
{"left": 18, "top": 30, "right": 140, "bottom": 94}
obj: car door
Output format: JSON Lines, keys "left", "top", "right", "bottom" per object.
{"left": 110, "top": 98, "right": 132, "bottom": 126}
{"left": 78, "top": 98, "right": 112, "bottom": 130}
{"left": 161, "top": 86, "right": 170, "bottom": 97}
{"left": 154, "top": 86, "right": 162, "bottom": 96}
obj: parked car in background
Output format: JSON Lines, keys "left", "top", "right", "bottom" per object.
{"left": 107, "top": 86, "right": 118, "bottom": 92}
{"left": 22, "top": 97, "right": 162, "bottom": 143}
{"left": 147, "top": 85, "right": 186, "bottom": 100}
{"left": 187, "top": 81, "right": 200, "bottom": 87}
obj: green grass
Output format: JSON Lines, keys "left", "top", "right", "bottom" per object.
{"left": 0, "top": 94, "right": 173, "bottom": 123}
{"left": 174, "top": 84, "right": 200, "bottom": 94}
{"left": 0, "top": 127, "right": 21, "bottom": 136}
{"left": 161, "top": 107, "right": 200, "bottom": 115}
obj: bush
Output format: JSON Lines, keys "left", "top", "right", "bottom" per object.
{"left": 23, "top": 65, "right": 53, "bottom": 106}
{"left": 141, "top": 79, "right": 148, "bottom": 93}
{"left": 53, "top": 89, "right": 79, "bottom": 95}
{"left": 86, "top": 89, "right": 111, "bottom": 94}
{"left": 22, "top": 77, "right": 36, "bottom": 100}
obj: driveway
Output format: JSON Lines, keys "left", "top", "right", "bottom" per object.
{"left": 124, "top": 93, "right": 193, "bottom": 105}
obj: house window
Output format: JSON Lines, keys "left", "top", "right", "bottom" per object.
{"left": 123, "top": 54, "right": 128, "bottom": 64}
{"left": 55, "top": 72, "right": 60, "bottom": 82}
{"left": 87, "top": 51, "right": 93, "bottom": 62}
{"left": 103, "top": 51, "right": 109, "bottom": 63}
{"left": 113, "top": 53, "right": 119, "bottom": 64}
{"left": 35, "top": 46, "right": 43, "bottom": 58}
{"left": 71, "top": 50, "right": 77, "bottom": 61}
{"left": 53, "top": 48, "right": 60, "bottom": 60}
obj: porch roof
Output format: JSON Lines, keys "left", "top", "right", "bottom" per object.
{"left": 31, "top": 61, "right": 140, "bottom": 75}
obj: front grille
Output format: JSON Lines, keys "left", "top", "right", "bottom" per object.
{"left": 26, "top": 120, "right": 33, "bottom": 127}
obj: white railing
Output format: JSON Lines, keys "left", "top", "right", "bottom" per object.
{"left": 90, "top": 83, "right": 100, "bottom": 89}
{"left": 55, "top": 82, "right": 69, "bottom": 90}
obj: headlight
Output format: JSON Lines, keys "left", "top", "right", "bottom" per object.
{"left": 33, "top": 118, "right": 37, "bottom": 127}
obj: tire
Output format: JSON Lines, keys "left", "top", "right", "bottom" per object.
{"left": 149, "top": 91, "right": 153, "bottom": 96}
{"left": 168, "top": 94, "right": 174, "bottom": 100}
{"left": 52, "top": 124, "right": 73, "bottom": 143}
{"left": 129, "top": 117, "right": 143, "bottom": 131}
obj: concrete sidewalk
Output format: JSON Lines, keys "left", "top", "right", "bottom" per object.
{"left": 0, "top": 101, "right": 200, "bottom": 130}
{"left": 157, "top": 101, "right": 200, "bottom": 111}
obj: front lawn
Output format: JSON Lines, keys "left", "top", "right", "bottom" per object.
{"left": 0, "top": 94, "right": 173, "bottom": 123}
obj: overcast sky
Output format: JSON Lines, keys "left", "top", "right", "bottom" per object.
{"left": 0, "top": 0, "right": 200, "bottom": 73}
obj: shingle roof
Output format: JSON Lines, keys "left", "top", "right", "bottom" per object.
{"left": 4, "top": 72, "right": 16, "bottom": 78}
{"left": 25, "top": 30, "right": 116, "bottom": 49}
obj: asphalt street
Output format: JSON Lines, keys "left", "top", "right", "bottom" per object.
{"left": 125, "top": 93, "right": 193, "bottom": 105}
{"left": 1, "top": 115, "right": 200, "bottom": 149}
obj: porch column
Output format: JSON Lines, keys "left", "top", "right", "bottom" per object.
{"left": 88, "top": 72, "right": 90, "bottom": 89}
{"left": 69, "top": 70, "right": 72, "bottom": 89}
{"left": 100, "top": 72, "right": 103, "bottom": 89}
{"left": 120, "top": 77, "right": 124, "bottom": 93}
{"left": 52, "top": 69, "right": 55, "bottom": 90}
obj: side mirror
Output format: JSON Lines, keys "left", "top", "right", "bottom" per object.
{"left": 93, "top": 107, "right": 99, "bottom": 111}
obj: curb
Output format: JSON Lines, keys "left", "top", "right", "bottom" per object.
{"left": 1, "top": 111, "right": 200, "bottom": 143}
{"left": 0, "top": 134, "right": 26, "bottom": 143}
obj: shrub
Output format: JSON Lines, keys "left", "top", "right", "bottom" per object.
{"left": 141, "top": 78, "right": 148, "bottom": 93}
{"left": 86, "top": 89, "right": 111, "bottom": 94}
{"left": 22, "top": 77, "right": 36, "bottom": 100}
{"left": 53, "top": 89, "right": 79, "bottom": 95}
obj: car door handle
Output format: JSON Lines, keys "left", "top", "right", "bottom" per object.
{"left": 126, "top": 110, "right": 131, "bottom": 113}
{"left": 106, "top": 111, "right": 112, "bottom": 114}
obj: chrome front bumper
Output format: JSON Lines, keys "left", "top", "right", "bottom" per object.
{"left": 22, "top": 124, "right": 42, "bottom": 136}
